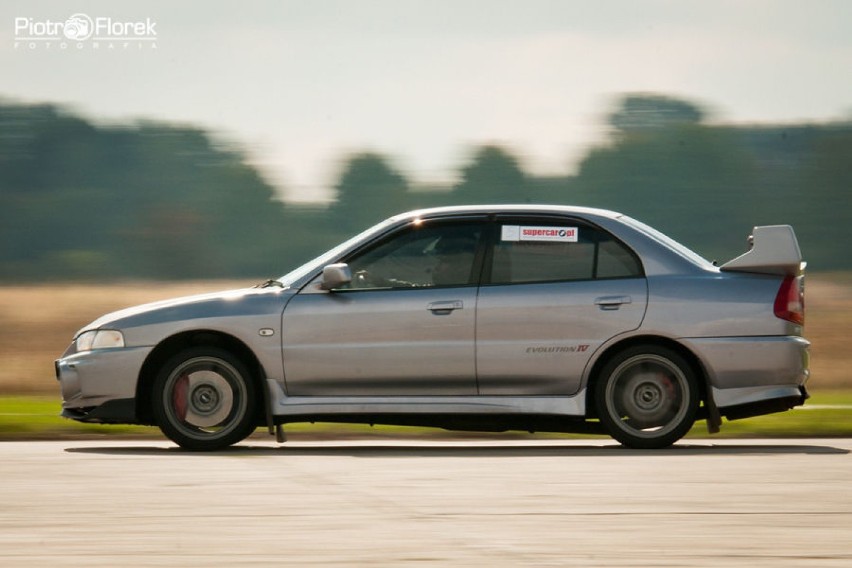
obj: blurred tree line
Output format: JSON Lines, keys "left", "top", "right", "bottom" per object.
{"left": 0, "top": 94, "right": 849, "bottom": 281}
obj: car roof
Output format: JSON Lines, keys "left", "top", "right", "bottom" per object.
{"left": 390, "top": 204, "right": 624, "bottom": 222}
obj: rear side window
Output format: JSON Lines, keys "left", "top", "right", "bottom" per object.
{"left": 489, "top": 221, "right": 642, "bottom": 285}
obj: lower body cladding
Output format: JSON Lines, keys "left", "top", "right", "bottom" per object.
{"left": 264, "top": 380, "right": 603, "bottom": 433}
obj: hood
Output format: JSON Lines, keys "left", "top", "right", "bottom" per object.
{"left": 77, "top": 286, "right": 291, "bottom": 336}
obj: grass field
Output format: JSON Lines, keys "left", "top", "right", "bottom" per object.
{"left": 0, "top": 274, "right": 849, "bottom": 439}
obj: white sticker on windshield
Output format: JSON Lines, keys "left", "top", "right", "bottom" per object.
{"left": 502, "top": 225, "right": 578, "bottom": 242}
{"left": 501, "top": 225, "right": 521, "bottom": 241}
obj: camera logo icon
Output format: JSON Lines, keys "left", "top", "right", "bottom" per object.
{"left": 63, "top": 13, "right": 93, "bottom": 41}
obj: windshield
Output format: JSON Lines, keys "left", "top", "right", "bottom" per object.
{"left": 619, "top": 216, "right": 715, "bottom": 269}
{"left": 277, "top": 217, "right": 399, "bottom": 287}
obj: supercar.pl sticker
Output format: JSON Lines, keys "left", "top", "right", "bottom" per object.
{"left": 501, "top": 225, "right": 578, "bottom": 242}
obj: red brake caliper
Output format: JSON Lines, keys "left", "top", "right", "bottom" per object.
{"left": 659, "top": 373, "right": 676, "bottom": 399}
{"left": 173, "top": 374, "right": 189, "bottom": 421}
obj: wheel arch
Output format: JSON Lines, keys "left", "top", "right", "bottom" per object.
{"left": 584, "top": 335, "right": 711, "bottom": 419}
{"left": 135, "top": 330, "right": 268, "bottom": 426}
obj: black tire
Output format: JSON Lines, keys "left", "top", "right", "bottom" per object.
{"left": 152, "top": 346, "right": 257, "bottom": 451}
{"left": 595, "top": 345, "right": 699, "bottom": 449}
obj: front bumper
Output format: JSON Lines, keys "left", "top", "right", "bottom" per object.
{"left": 60, "top": 398, "right": 137, "bottom": 424}
{"left": 55, "top": 345, "right": 153, "bottom": 425}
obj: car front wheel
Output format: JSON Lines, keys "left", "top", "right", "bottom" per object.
{"left": 152, "top": 347, "right": 257, "bottom": 451}
{"left": 595, "top": 345, "right": 699, "bottom": 449}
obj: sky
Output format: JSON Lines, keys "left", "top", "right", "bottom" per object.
{"left": 2, "top": 0, "right": 851, "bottom": 202}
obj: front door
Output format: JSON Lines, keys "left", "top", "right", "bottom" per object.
{"left": 281, "top": 218, "right": 487, "bottom": 396}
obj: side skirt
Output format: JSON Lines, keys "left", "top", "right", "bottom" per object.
{"left": 264, "top": 379, "right": 597, "bottom": 434}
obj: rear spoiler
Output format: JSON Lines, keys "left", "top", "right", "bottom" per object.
{"left": 720, "top": 225, "right": 805, "bottom": 276}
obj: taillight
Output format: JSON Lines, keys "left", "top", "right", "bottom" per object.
{"left": 774, "top": 275, "right": 804, "bottom": 325}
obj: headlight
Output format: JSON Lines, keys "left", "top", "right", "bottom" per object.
{"left": 75, "top": 330, "right": 125, "bottom": 352}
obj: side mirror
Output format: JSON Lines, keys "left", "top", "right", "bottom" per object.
{"left": 320, "top": 263, "right": 352, "bottom": 290}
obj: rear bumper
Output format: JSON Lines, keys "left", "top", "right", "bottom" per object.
{"left": 713, "top": 385, "right": 809, "bottom": 420}
{"left": 681, "top": 335, "right": 809, "bottom": 391}
{"left": 681, "top": 334, "right": 809, "bottom": 420}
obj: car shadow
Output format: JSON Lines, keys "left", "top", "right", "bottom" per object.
{"left": 64, "top": 440, "right": 851, "bottom": 458}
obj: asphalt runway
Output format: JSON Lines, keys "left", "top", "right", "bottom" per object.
{"left": 1, "top": 438, "right": 851, "bottom": 567}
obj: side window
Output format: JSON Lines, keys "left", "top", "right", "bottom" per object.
{"left": 345, "top": 221, "right": 484, "bottom": 290}
{"left": 489, "top": 221, "right": 641, "bottom": 285}
{"left": 597, "top": 237, "right": 642, "bottom": 279}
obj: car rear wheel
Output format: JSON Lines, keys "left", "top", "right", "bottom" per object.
{"left": 595, "top": 345, "right": 699, "bottom": 449}
{"left": 152, "top": 347, "right": 257, "bottom": 451}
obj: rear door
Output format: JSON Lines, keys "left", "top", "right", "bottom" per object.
{"left": 476, "top": 216, "right": 648, "bottom": 395}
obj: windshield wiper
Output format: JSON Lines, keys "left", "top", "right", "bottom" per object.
{"left": 254, "top": 279, "right": 285, "bottom": 289}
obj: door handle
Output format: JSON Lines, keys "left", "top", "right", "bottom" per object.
{"left": 594, "top": 296, "right": 632, "bottom": 310}
{"left": 427, "top": 300, "right": 463, "bottom": 314}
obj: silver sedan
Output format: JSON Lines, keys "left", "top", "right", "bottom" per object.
{"left": 56, "top": 205, "right": 809, "bottom": 450}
